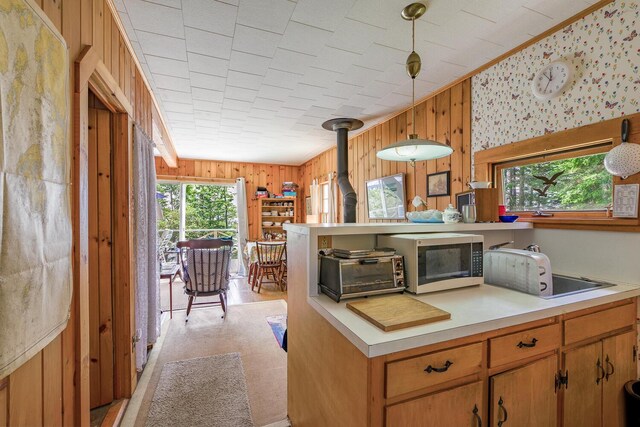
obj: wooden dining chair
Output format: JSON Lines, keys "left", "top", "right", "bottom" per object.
{"left": 252, "top": 242, "right": 286, "bottom": 293}
{"left": 177, "top": 239, "right": 233, "bottom": 321}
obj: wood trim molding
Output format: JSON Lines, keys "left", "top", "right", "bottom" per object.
{"left": 105, "top": 0, "right": 178, "bottom": 167}
{"left": 156, "top": 174, "right": 236, "bottom": 185}
{"left": 347, "top": 0, "right": 614, "bottom": 142}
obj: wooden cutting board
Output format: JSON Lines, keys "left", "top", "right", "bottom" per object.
{"left": 346, "top": 295, "right": 451, "bottom": 332}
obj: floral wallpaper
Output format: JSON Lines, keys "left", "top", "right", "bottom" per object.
{"left": 471, "top": 0, "right": 640, "bottom": 154}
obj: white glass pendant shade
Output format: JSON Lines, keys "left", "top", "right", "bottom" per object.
{"left": 604, "top": 143, "right": 640, "bottom": 179}
{"left": 377, "top": 138, "right": 453, "bottom": 161}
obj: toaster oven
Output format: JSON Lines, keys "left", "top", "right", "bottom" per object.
{"left": 318, "top": 255, "right": 405, "bottom": 302}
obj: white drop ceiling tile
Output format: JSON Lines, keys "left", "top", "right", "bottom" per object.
{"left": 192, "top": 87, "right": 225, "bottom": 103}
{"left": 327, "top": 18, "right": 385, "bottom": 55}
{"left": 324, "top": 81, "right": 362, "bottom": 99}
{"left": 187, "top": 53, "right": 229, "bottom": 77}
{"left": 248, "top": 108, "right": 278, "bottom": 119}
{"left": 130, "top": 40, "right": 146, "bottom": 62}
{"left": 347, "top": 93, "right": 379, "bottom": 109}
{"left": 253, "top": 98, "right": 284, "bottom": 111}
{"left": 522, "top": 0, "right": 585, "bottom": 23}
{"left": 356, "top": 44, "right": 407, "bottom": 72}
{"left": 223, "top": 98, "right": 253, "bottom": 112}
{"left": 167, "top": 111, "right": 195, "bottom": 122}
{"left": 182, "top": 0, "right": 238, "bottom": 36}
{"left": 334, "top": 105, "right": 365, "bottom": 118}
{"left": 300, "top": 66, "right": 343, "bottom": 89}
{"left": 163, "top": 101, "right": 194, "bottom": 114}
{"left": 137, "top": 31, "right": 187, "bottom": 60}
{"left": 271, "top": 48, "right": 316, "bottom": 75}
{"left": 236, "top": 0, "right": 296, "bottom": 34}
{"left": 312, "top": 46, "right": 362, "bottom": 74}
{"left": 279, "top": 21, "right": 334, "bottom": 56}
{"left": 225, "top": 86, "right": 258, "bottom": 102}
{"left": 194, "top": 110, "right": 221, "bottom": 120}
{"left": 305, "top": 106, "right": 335, "bottom": 119}
{"left": 221, "top": 108, "right": 249, "bottom": 120}
{"left": 359, "top": 80, "right": 399, "bottom": 99}
{"left": 153, "top": 73, "right": 191, "bottom": 92}
{"left": 313, "top": 94, "right": 346, "bottom": 110}
{"left": 192, "top": 99, "right": 223, "bottom": 112}
{"left": 257, "top": 84, "right": 293, "bottom": 101}
{"left": 190, "top": 72, "right": 227, "bottom": 91}
{"left": 282, "top": 96, "right": 315, "bottom": 110}
{"left": 119, "top": 12, "right": 138, "bottom": 42}
{"left": 394, "top": 79, "right": 439, "bottom": 97}
{"left": 185, "top": 27, "right": 233, "bottom": 59}
{"left": 292, "top": 83, "right": 326, "bottom": 100}
{"left": 338, "top": 64, "right": 382, "bottom": 86}
{"left": 226, "top": 70, "right": 264, "bottom": 90}
{"left": 462, "top": 0, "right": 528, "bottom": 22}
{"left": 170, "top": 121, "right": 196, "bottom": 130}
{"left": 263, "top": 68, "right": 302, "bottom": 90}
{"left": 229, "top": 50, "right": 272, "bottom": 76}
{"left": 290, "top": 0, "right": 356, "bottom": 32}
{"left": 276, "top": 107, "right": 307, "bottom": 119}
{"left": 232, "top": 24, "right": 282, "bottom": 57}
{"left": 346, "top": 0, "right": 390, "bottom": 30}
{"left": 126, "top": 0, "right": 184, "bottom": 38}
{"left": 157, "top": 88, "right": 193, "bottom": 104}
{"left": 377, "top": 91, "right": 412, "bottom": 108}
{"left": 146, "top": 55, "right": 190, "bottom": 79}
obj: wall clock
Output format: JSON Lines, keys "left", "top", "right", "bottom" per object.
{"left": 531, "top": 60, "right": 572, "bottom": 100}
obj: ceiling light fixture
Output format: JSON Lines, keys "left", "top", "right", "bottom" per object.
{"left": 376, "top": 2, "right": 454, "bottom": 165}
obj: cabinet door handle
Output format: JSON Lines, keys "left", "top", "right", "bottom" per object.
{"left": 516, "top": 337, "right": 538, "bottom": 348}
{"left": 497, "top": 397, "right": 508, "bottom": 426}
{"left": 596, "top": 358, "right": 606, "bottom": 385}
{"left": 605, "top": 355, "right": 615, "bottom": 381}
{"left": 473, "top": 404, "right": 482, "bottom": 427}
{"left": 424, "top": 360, "right": 453, "bottom": 373}
{"left": 472, "top": 405, "right": 482, "bottom": 427}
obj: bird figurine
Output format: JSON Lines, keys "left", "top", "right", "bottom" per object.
{"left": 533, "top": 184, "right": 552, "bottom": 197}
{"left": 533, "top": 171, "right": 565, "bottom": 186}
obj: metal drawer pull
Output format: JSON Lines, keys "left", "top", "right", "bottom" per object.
{"left": 516, "top": 338, "right": 538, "bottom": 348}
{"left": 605, "top": 355, "right": 615, "bottom": 380}
{"left": 473, "top": 404, "right": 482, "bottom": 427}
{"left": 596, "top": 358, "right": 605, "bottom": 384}
{"left": 497, "top": 397, "right": 508, "bottom": 426}
{"left": 424, "top": 360, "right": 453, "bottom": 373}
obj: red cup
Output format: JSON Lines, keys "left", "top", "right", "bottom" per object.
{"left": 498, "top": 205, "right": 506, "bottom": 216}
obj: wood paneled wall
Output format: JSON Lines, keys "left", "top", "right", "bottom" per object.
{"left": 156, "top": 158, "right": 302, "bottom": 241}
{"left": 0, "top": 1, "right": 169, "bottom": 426}
{"left": 299, "top": 79, "right": 472, "bottom": 223}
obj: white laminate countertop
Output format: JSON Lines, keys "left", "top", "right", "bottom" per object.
{"left": 284, "top": 221, "right": 532, "bottom": 236}
{"left": 309, "top": 282, "right": 640, "bottom": 358}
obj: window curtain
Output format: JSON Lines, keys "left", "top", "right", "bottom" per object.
{"left": 236, "top": 177, "right": 249, "bottom": 276}
{"left": 133, "top": 124, "right": 159, "bottom": 371}
{"left": 310, "top": 179, "right": 320, "bottom": 215}
{"left": 327, "top": 172, "right": 337, "bottom": 223}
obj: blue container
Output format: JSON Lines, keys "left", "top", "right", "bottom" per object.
{"left": 499, "top": 215, "right": 519, "bottom": 223}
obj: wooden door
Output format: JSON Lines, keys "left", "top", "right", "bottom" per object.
{"left": 602, "top": 331, "right": 636, "bottom": 427}
{"left": 490, "top": 355, "right": 557, "bottom": 427}
{"left": 88, "top": 105, "right": 115, "bottom": 409}
{"left": 386, "top": 381, "right": 484, "bottom": 427}
{"left": 562, "top": 341, "right": 602, "bottom": 427}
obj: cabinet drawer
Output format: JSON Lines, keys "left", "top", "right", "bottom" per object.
{"left": 386, "top": 342, "right": 482, "bottom": 398}
{"left": 564, "top": 303, "right": 635, "bottom": 345}
{"left": 489, "top": 323, "right": 560, "bottom": 367}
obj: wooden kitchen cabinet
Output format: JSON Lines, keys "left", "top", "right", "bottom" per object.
{"left": 386, "top": 381, "right": 484, "bottom": 427}
{"left": 490, "top": 355, "right": 558, "bottom": 427}
{"left": 562, "top": 331, "right": 637, "bottom": 427}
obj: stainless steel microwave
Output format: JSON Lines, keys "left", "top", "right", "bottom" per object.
{"left": 377, "top": 233, "right": 483, "bottom": 293}
{"left": 318, "top": 255, "right": 405, "bottom": 302}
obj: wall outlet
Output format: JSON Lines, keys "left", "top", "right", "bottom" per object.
{"left": 318, "top": 235, "right": 331, "bottom": 249}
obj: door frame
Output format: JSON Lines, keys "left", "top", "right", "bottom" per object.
{"left": 73, "top": 45, "right": 136, "bottom": 423}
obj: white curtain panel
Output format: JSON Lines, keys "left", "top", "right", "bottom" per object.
{"left": 133, "top": 125, "right": 159, "bottom": 371}
{"left": 327, "top": 172, "right": 337, "bottom": 223}
{"left": 310, "top": 179, "right": 319, "bottom": 215}
{"left": 236, "top": 177, "right": 249, "bottom": 276}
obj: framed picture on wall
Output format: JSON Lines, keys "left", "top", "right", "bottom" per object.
{"left": 305, "top": 196, "right": 312, "bottom": 215}
{"left": 427, "top": 171, "right": 450, "bottom": 197}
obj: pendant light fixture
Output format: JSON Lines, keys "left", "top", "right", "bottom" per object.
{"left": 604, "top": 119, "right": 640, "bottom": 179}
{"left": 376, "top": 2, "right": 453, "bottom": 165}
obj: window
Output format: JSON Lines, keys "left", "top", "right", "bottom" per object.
{"left": 496, "top": 149, "right": 612, "bottom": 213}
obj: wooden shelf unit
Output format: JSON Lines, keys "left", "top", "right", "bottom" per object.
{"left": 259, "top": 197, "right": 297, "bottom": 240}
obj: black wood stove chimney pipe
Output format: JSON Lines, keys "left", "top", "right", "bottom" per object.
{"left": 322, "top": 118, "right": 364, "bottom": 223}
